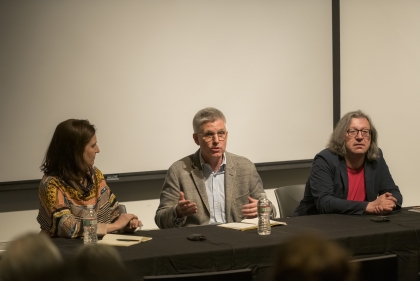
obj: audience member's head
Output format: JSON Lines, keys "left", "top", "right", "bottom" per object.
{"left": 270, "top": 234, "right": 358, "bottom": 281}
{"left": 0, "top": 232, "right": 63, "bottom": 281}
{"left": 61, "top": 244, "right": 134, "bottom": 281}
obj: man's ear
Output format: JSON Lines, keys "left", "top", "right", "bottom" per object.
{"left": 193, "top": 133, "right": 199, "bottom": 145}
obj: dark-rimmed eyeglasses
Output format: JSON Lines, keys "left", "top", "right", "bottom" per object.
{"left": 197, "top": 131, "right": 227, "bottom": 142}
{"left": 347, "top": 129, "right": 371, "bottom": 138}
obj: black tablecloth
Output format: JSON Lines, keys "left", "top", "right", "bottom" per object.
{"left": 53, "top": 209, "right": 420, "bottom": 281}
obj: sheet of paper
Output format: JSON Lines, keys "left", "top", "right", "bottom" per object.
{"left": 217, "top": 219, "right": 287, "bottom": 231}
{"left": 217, "top": 223, "right": 258, "bottom": 231}
{"left": 242, "top": 218, "right": 287, "bottom": 226}
{"left": 98, "top": 234, "right": 152, "bottom": 247}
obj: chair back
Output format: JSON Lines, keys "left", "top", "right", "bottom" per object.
{"left": 274, "top": 184, "right": 305, "bottom": 218}
{"left": 142, "top": 268, "right": 253, "bottom": 281}
{"left": 118, "top": 204, "right": 127, "bottom": 214}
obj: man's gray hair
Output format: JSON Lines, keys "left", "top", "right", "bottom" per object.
{"left": 327, "top": 110, "right": 379, "bottom": 161}
{"left": 193, "top": 107, "right": 226, "bottom": 133}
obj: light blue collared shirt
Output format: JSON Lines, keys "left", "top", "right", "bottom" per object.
{"left": 199, "top": 152, "right": 226, "bottom": 224}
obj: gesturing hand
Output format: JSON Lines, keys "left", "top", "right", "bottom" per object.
{"left": 242, "top": 196, "right": 258, "bottom": 219}
{"left": 175, "top": 191, "right": 198, "bottom": 218}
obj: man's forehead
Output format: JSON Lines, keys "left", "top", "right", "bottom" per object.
{"left": 349, "top": 117, "right": 370, "bottom": 127}
{"left": 200, "top": 119, "right": 226, "bottom": 131}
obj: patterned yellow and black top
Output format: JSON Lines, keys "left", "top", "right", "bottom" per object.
{"left": 37, "top": 167, "right": 120, "bottom": 238}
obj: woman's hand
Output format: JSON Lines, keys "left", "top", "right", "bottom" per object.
{"left": 106, "top": 213, "right": 142, "bottom": 233}
{"left": 123, "top": 217, "right": 142, "bottom": 233}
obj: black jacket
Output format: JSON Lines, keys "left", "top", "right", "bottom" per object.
{"left": 294, "top": 148, "right": 402, "bottom": 216}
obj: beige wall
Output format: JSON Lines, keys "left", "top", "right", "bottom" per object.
{"left": 0, "top": 0, "right": 332, "bottom": 182}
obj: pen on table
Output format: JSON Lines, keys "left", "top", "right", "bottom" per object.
{"left": 116, "top": 239, "right": 140, "bottom": 242}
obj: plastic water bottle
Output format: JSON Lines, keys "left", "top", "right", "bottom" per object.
{"left": 258, "top": 193, "right": 271, "bottom": 235}
{"left": 83, "top": 205, "right": 98, "bottom": 244}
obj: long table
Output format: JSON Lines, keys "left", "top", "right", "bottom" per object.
{"left": 53, "top": 209, "right": 420, "bottom": 281}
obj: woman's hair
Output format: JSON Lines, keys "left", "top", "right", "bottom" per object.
{"left": 40, "top": 119, "right": 96, "bottom": 183}
{"left": 270, "top": 234, "right": 358, "bottom": 281}
{"left": 0, "top": 232, "right": 63, "bottom": 281}
{"left": 327, "top": 110, "right": 379, "bottom": 161}
{"left": 192, "top": 107, "right": 226, "bottom": 133}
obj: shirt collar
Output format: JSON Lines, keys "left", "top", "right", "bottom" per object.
{"left": 199, "top": 150, "right": 226, "bottom": 170}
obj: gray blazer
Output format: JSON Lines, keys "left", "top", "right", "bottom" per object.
{"left": 155, "top": 150, "right": 265, "bottom": 229}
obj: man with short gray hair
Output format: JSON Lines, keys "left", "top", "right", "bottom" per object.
{"left": 155, "top": 107, "right": 270, "bottom": 228}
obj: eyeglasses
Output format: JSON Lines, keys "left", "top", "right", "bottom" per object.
{"left": 197, "top": 131, "right": 227, "bottom": 142}
{"left": 347, "top": 129, "right": 371, "bottom": 138}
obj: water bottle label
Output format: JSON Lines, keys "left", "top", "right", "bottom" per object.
{"left": 83, "top": 219, "right": 97, "bottom": 227}
{"left": 258, "top": 206, "right": 271, "bottom": 213}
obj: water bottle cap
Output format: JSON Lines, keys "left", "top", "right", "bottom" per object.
{"left": 260, "top": 193, "right": 267, "bottom": 198}
{"left": 87, "top": 205, "right": 93, "bottom": 209}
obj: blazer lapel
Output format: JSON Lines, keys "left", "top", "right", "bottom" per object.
{"left": 190, "top": 150, "right": 210, "bottom": 214}
{"left": 225, "top": 153, "right": 237, "bottom": 222}
{"left": 364, "top": 161, "right": 375, "bottom": 200}
{"left": 339, "top": 157, "right": 349, "bottom": 198}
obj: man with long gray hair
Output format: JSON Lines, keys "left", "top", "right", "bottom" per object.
{"left": 155, "top": 107, "right": 271, "bottom": 228}
{"left": 294, "top": 110, "right": 402, "bottom": 216}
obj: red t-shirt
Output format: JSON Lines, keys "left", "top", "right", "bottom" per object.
{"left": 347, "top": 166, "right": 366, "bottom": 201}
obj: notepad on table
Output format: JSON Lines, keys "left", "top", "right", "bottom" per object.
{"left": 98, "top": 234, "right": 152, "bottom": 246}
{"left": 217, "top": 218, "right": 287, "bottom": 231}
{"left": 408, "top": 206, "right": 420, "bottom": 213}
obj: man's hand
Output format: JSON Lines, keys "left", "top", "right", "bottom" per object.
{"left": 366, "top": 192, "right": 397, "bottom": 215}
{"left": 242, "top": 196, "right": 258, "bottom": 219}
{"left": 175, "top": 191, "right": 197, "bottom": 218}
